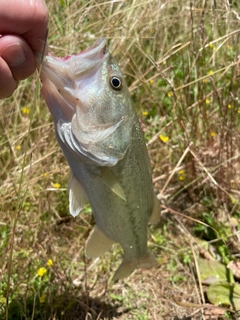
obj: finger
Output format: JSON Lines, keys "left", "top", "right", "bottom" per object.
{"left": 0, "top": 35, "right": 36, "bottom": 81}
{"left": 0, "top": 0, "right": 48, "bottom": 53}
{"left": 0, "top": 57, "right": 18, "bottom": 99}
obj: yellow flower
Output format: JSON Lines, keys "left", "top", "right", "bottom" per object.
{"left": 15, "top": 145, "right": 21, "bottom": 151}
{"left": 22, "top": 107, "right": 30, "bottom": 114}
{"left": 39, "top": 294, "right": 46, "bottom": 303}
{"left": 47, "top": 259, "right": 53, "bottom": 267}
{"left": 238, "top": 109, "right": 240, "bottom": 114}
{"left": 53, "top": 182, "right": 61, "bottom": 189}
{"left": 230, "top": 195, "right": 236, "bottom": 204}
{"left": 159, "top": 134, "right": 169, "bottom": 143}
{"left": 210, "top": 131, "right": 216, "bottom": 137}
{"left": 178, "top": 169, "right": 185, "bottom": 181}
{"left": 37, "top": 267, "right": 47, "bottom": 277}
{"left": 209, "top": 43, "right": 213, "bottom": 48}
{"left": 178, "top": 169, "right": 185, "bottom": 175}
{"left": 208, "top": 70, "right": 213, "bottom": 76}
{"left": 142, "top": 111, "right": 149, "bottom": 116}
{"left": 228, "top": 104, "right": 232, "bottom": 109}
{"left": 149, "top": 79, "right": 153, "bottom": 85}
{"left": 205, "top": 99, "right": 211, "bottom": 104}
{"left": 167, "top": 92, "right": 172, "bottom": 97}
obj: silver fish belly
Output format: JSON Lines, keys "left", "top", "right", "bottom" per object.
{"left": 40, "top": 38, "right": 160, "bottom": 281}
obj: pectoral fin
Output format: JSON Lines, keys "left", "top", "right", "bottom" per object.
{"left": 149, "top": 195, "right": 160, "bottom": 223}
{"left": 86, "top": 225, "right": 114, "bottom": 259}
{"left": 68, "top": 170, "right": 88, "bottom": 217}
{"left": 99, "top": 167, "right": 126, "bottom": 201}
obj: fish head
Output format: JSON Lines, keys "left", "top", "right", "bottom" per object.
{"left": 41, "top": 38, "right": 135, "bottom": 166}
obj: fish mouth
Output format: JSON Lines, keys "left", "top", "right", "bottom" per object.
{"left": 63, "top": 38, "right": 107, "bottom": 61}
{"left": 41, "top": 38, "right": 107, "bottom": 74}
{"left": 40, "top": 38, "right": 109, "bottom": 122}
{"left": 48, "top": 38, "right": 107, "bottom": 62}
{"left": 41, "top": 38, "right": 134, "bottom": 166}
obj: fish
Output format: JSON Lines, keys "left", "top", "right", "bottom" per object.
{"left": 40, "top": 38, "right": 160, "bottom": 281}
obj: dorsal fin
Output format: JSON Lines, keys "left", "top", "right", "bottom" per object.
{"left": 149, "top": 195, "right": 160, "bottom": 223}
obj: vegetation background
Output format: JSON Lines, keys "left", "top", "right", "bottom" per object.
{"left": 0, "top": 0, "right": 240, "bottom": 319}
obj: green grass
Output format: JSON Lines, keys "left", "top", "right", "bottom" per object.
{"left": 1, "top": 0, "right": 240, "bottom": 319}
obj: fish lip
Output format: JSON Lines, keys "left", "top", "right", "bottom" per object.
{"left": 74, "top": 38, "right": 107, "bottom": 59}
{"left": 36, "top": 39, "right": 106, "bottom": 68}
{"left": 41, "top": 38, "right": 108, "bottom": 77}
{"left": 45, "top": 38, "right": 107, "bottom": 62}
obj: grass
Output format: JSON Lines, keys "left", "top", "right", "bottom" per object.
{"left": 1, "top": 0, "right": 240, "bottom": 319}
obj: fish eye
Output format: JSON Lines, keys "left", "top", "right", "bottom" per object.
{"left": 110, "top": 76, "right": 122, "bottom": 91}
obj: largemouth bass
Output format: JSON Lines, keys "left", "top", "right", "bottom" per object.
{"left": 40, "top": 38, "right": 160, "bottom": 281}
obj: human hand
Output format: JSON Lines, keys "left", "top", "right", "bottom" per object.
{"left": 0, "top": 0, "right": 48, "bottom": 98}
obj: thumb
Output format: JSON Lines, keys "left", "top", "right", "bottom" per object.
{"left": 0, "top": 35, "right": 36, "bottom": 80}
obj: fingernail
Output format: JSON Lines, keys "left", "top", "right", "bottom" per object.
{"left": 2, "top": 43, "right": 26, "bottom": 67}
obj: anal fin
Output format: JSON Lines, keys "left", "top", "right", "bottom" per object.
{"left": 86, "top": 225, "right": 114, "bottom": 259}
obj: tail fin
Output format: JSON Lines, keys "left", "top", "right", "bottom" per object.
{"left": 112, "top": 251, "right": 158, "bottom": 282}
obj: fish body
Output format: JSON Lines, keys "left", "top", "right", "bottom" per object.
{"left": 40, "top": 39, "right": 159, "bottom": 281}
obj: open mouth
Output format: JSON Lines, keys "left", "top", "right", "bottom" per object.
{"left": 40, "top": 38, "right": 109, "bottom": 122}
{"left": 47, "top": 38, "right": 107, "bottom": 62}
